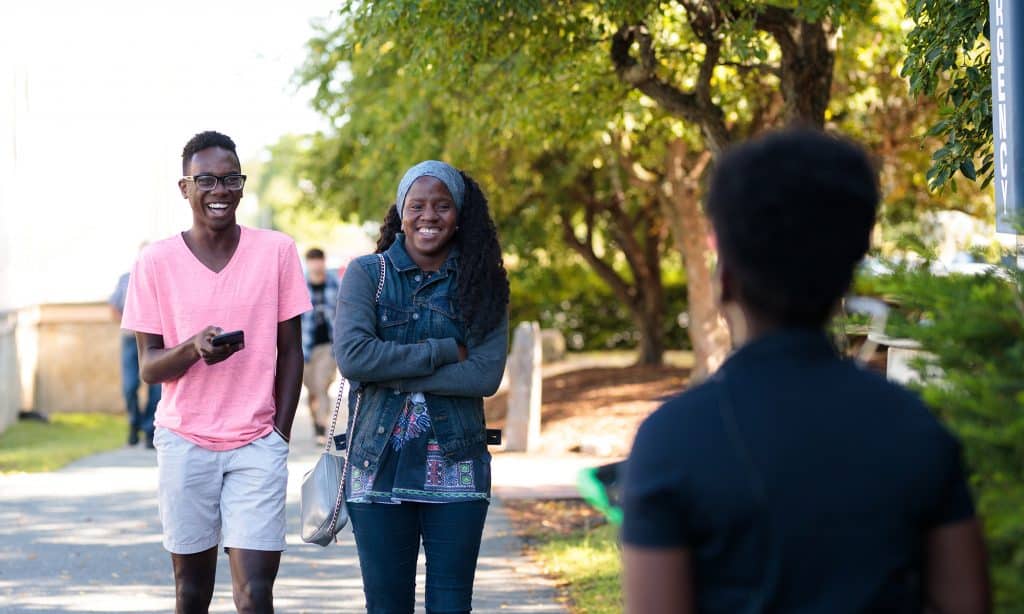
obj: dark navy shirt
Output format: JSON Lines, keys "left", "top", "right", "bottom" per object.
{"left": 622, "top": 329, "right": 974, "bottom": 613}
{"left": 309, "top": 282, "right": 331, "bottom": 346}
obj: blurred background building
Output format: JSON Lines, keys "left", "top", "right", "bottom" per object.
{"left": 0, "top": 1, "right": 356, "bottom": 430}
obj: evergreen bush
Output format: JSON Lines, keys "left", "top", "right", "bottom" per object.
{"left": 881, "top": 265, "right": 1024, "bottom": 607}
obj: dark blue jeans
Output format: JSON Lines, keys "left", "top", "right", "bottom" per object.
{"left": 348, "top": 500, "right": 489, "bottom": 613}
{"left": 121, "top": 335, "right": 159, "bottom": 436}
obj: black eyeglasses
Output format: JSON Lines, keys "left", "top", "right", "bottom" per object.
{"left": 183, "top": 174, "right": 247, "bottom": 191}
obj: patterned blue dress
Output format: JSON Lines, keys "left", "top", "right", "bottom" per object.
{"left": 347, "top": 392, "right": 491, "bottom": 504}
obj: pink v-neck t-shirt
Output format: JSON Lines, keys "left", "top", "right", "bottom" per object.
{"left": 121, "top": 226, "right": 313, "bottom": 450}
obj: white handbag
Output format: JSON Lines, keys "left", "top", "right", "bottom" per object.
{"left": 299, "top": 254, "right": 384, "bottom": 546}
{"left": 299, "top": 380, "right": 362, "bottom": 546}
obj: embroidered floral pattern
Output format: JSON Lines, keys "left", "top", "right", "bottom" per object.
{"left": 348, "top": 392, "right": 489, "bottom": 504}
{"left": 390, "top": 398, "right": 431, "bottom": 451}
{"left": 349, "top": 466, "right": 373, "bottom": 500}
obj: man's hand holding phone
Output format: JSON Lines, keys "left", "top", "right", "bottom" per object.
{"left": 194, "top": 326, "right": 245, "bottom": 365}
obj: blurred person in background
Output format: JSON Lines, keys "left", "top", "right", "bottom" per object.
{"left": 110, "top": 243, "right": 160, "bottom": 449}
{"left": 621, "top": 129, "right": 990, "bottom": 614}
{"left": 301, "top": 247, "right": 339, "bottom": 439}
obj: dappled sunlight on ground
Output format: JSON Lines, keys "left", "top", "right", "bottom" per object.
{"left": 0, "top": 409, "right": 566, "bottom": 612}
{"left": 2, "top": 587, "right": 173, "bottom": 612}
{"left": 487, "top": 365, "right": 689, "bottom": 456}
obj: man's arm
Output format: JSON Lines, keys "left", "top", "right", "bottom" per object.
{"left": 136, "top": 326, "right": 242, "bottom": 384}
{"left": 109, "top": 274, "right": 128, "bottom": 323}
{"left": 272, "top": 316, "right": 303, "bottom": 440}
{"left": 924, "top": 518, "right": 991, "bottom": 614}
{"left": 623, "top": 546, "right": 695, "bottom": 614}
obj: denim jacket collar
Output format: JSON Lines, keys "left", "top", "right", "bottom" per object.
{"left": 387, "top": 233, "right": 460, "bottom": 275}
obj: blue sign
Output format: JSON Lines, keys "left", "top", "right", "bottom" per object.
{"left": 992, "top": 0, "right": 1024, "bottom": 232}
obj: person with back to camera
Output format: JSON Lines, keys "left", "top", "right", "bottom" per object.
{"left": 333, "top": 160, "right": 510, "bottom": 613}
{"left": 621, "top": 129, "right": 991, "bottom": 614}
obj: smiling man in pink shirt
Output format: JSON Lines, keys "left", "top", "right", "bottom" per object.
{"left": 121, "top": 131, "right": 311, "bottom": 613}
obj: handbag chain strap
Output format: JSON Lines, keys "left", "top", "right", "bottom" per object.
{"left": 323, "top": 253, "right": 386, "bottom": 535}
{"left": 324, "top": 253, "right": 386, "bottom": 451}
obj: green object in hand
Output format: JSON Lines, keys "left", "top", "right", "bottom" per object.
{"left": 577, "top": 462, "right": 624, "bottom": 527}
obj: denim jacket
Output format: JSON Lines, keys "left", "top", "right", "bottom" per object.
{"left": 333, "top": 235, "right": 509, "bottom": 470}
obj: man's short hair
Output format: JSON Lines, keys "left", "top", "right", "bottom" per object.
{"left": 181, "top": 131, "right": 239, "bottom": 174}
{"left": 706, "top": 129, "right": 879, "bottom": 328}
{"left": 305, "top": 248, "right": 325, "bottom": 260}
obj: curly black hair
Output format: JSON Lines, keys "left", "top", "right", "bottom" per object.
{"left": 376, "top": 171, "right": 510, "bottom": 337}
{"left": 181, "top": 131, "right": 239, "bottom": 174}
{"left": 706, "top": 129, "right": 878, "bottom": 328}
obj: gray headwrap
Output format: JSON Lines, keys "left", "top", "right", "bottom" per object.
{"left": 395, "top": 160, "right": 465, "bottom": 219}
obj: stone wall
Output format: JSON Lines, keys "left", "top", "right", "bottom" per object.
{"left": 0, "top": 302, "right": 123, "bottom": 434}
{"left": 34, "top": 303, "right": 122, "bottom": 414}
{"left": 0, "top": 311, "right": 21, "bottom": 432}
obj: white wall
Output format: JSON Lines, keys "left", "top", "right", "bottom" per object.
{"left": 0, "top": 0, "right": 338, "bottom": 311}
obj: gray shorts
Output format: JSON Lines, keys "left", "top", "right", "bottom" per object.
{"left": 153, "top": 427, "right": 289, "bottom": 554}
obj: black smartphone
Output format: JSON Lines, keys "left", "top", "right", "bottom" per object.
{"left": 211, "top": 330, "right": 244, "bottom": 347}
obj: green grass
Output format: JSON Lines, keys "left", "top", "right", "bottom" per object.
{"left": 534, "top": 523, "right": 622, "bottom": 614}
{"left": 0, "top": 412, "right": 126, "bottom": 473}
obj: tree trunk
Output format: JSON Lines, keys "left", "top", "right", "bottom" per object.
{"left": 754, "top": 10, "right": 837, "bottom": 127}
{"left": 634, "top": 245, "right": 666, "bottom": 366}
{"left": 664, "top": 139, "right": 731, "bottom": 380}
{"left": 609, "top": 7, "right": 839, "bottom": 379}
{"left": 634, "top": 308, "right": 665, "bottom": 366}
{"left": 558, "top": 201, "right": 667, "bottom": 367}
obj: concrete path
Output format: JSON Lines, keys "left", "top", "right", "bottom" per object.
{"left": 0, "top": 408, "right": 569, "bottom": 613}
{"left": 492, "top": 453, "right": 617, "bottom": 500}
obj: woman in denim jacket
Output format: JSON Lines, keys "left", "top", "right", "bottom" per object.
{"left": 333, "top": 160, "right": 510, "bottom": 613}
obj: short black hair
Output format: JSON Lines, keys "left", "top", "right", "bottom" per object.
{"left": 305, "top": 248, "right": 325, "bottom": 260}
{"left": 706, "top": 129, "right": 879, "bottom": 328}
{"left": 181, "top": 131, "right": 239, "bottom": 175}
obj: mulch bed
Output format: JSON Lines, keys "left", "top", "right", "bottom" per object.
{"left": 502, "top": 499, "right": 608, "bottom": 541}
{"left": 485, "top": 365, "right": 690, "bottom": 457}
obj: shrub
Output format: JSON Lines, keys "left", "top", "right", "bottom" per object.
{"left": 508, "top": 260, "right": 690, "bottom": 353}
{"left": 882, "top": 265, "right": 1024, "bottom": 607}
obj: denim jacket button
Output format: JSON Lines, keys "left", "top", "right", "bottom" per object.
{"left": 412, "top": 313, "right": 419, "bottom": 320}
{"left": 377, "top": 426, "right": 385, "bottom": 435}
{"left": 414, "top": 274, "right": 422, "bottom": 282}
{"left": 363, "top": 460, "right": 370, "bottom": 468}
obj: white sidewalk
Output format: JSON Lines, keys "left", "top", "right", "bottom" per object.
{"left": 0, "top": 408, "right": 567, "bottom": 613}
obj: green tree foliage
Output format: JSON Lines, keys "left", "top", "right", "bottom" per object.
{"left": 293, "top": 0, "right": 895, "bottom": 371}
{"left": 296, "top": 4, "right": 689, "bottom": 364}
{"left": 903, "top": 0, "right": 992, "bottom": 189}
{"left": 244, "top": 134, "right": 377, "bottom": 255}
{"left": 835, "top": 1, "right": 991, "bottom": 237}
{"left": 247, "top": 134, "right": 312, "bottom": 226}
{"left": 881, "top": 266, "right": 1024, "bottom": 607}
{"left": 511, "top": 258, "right": 691, "bottom": 352}
{"left": 287, "top": 0, "right": 991, "bottom": 367}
